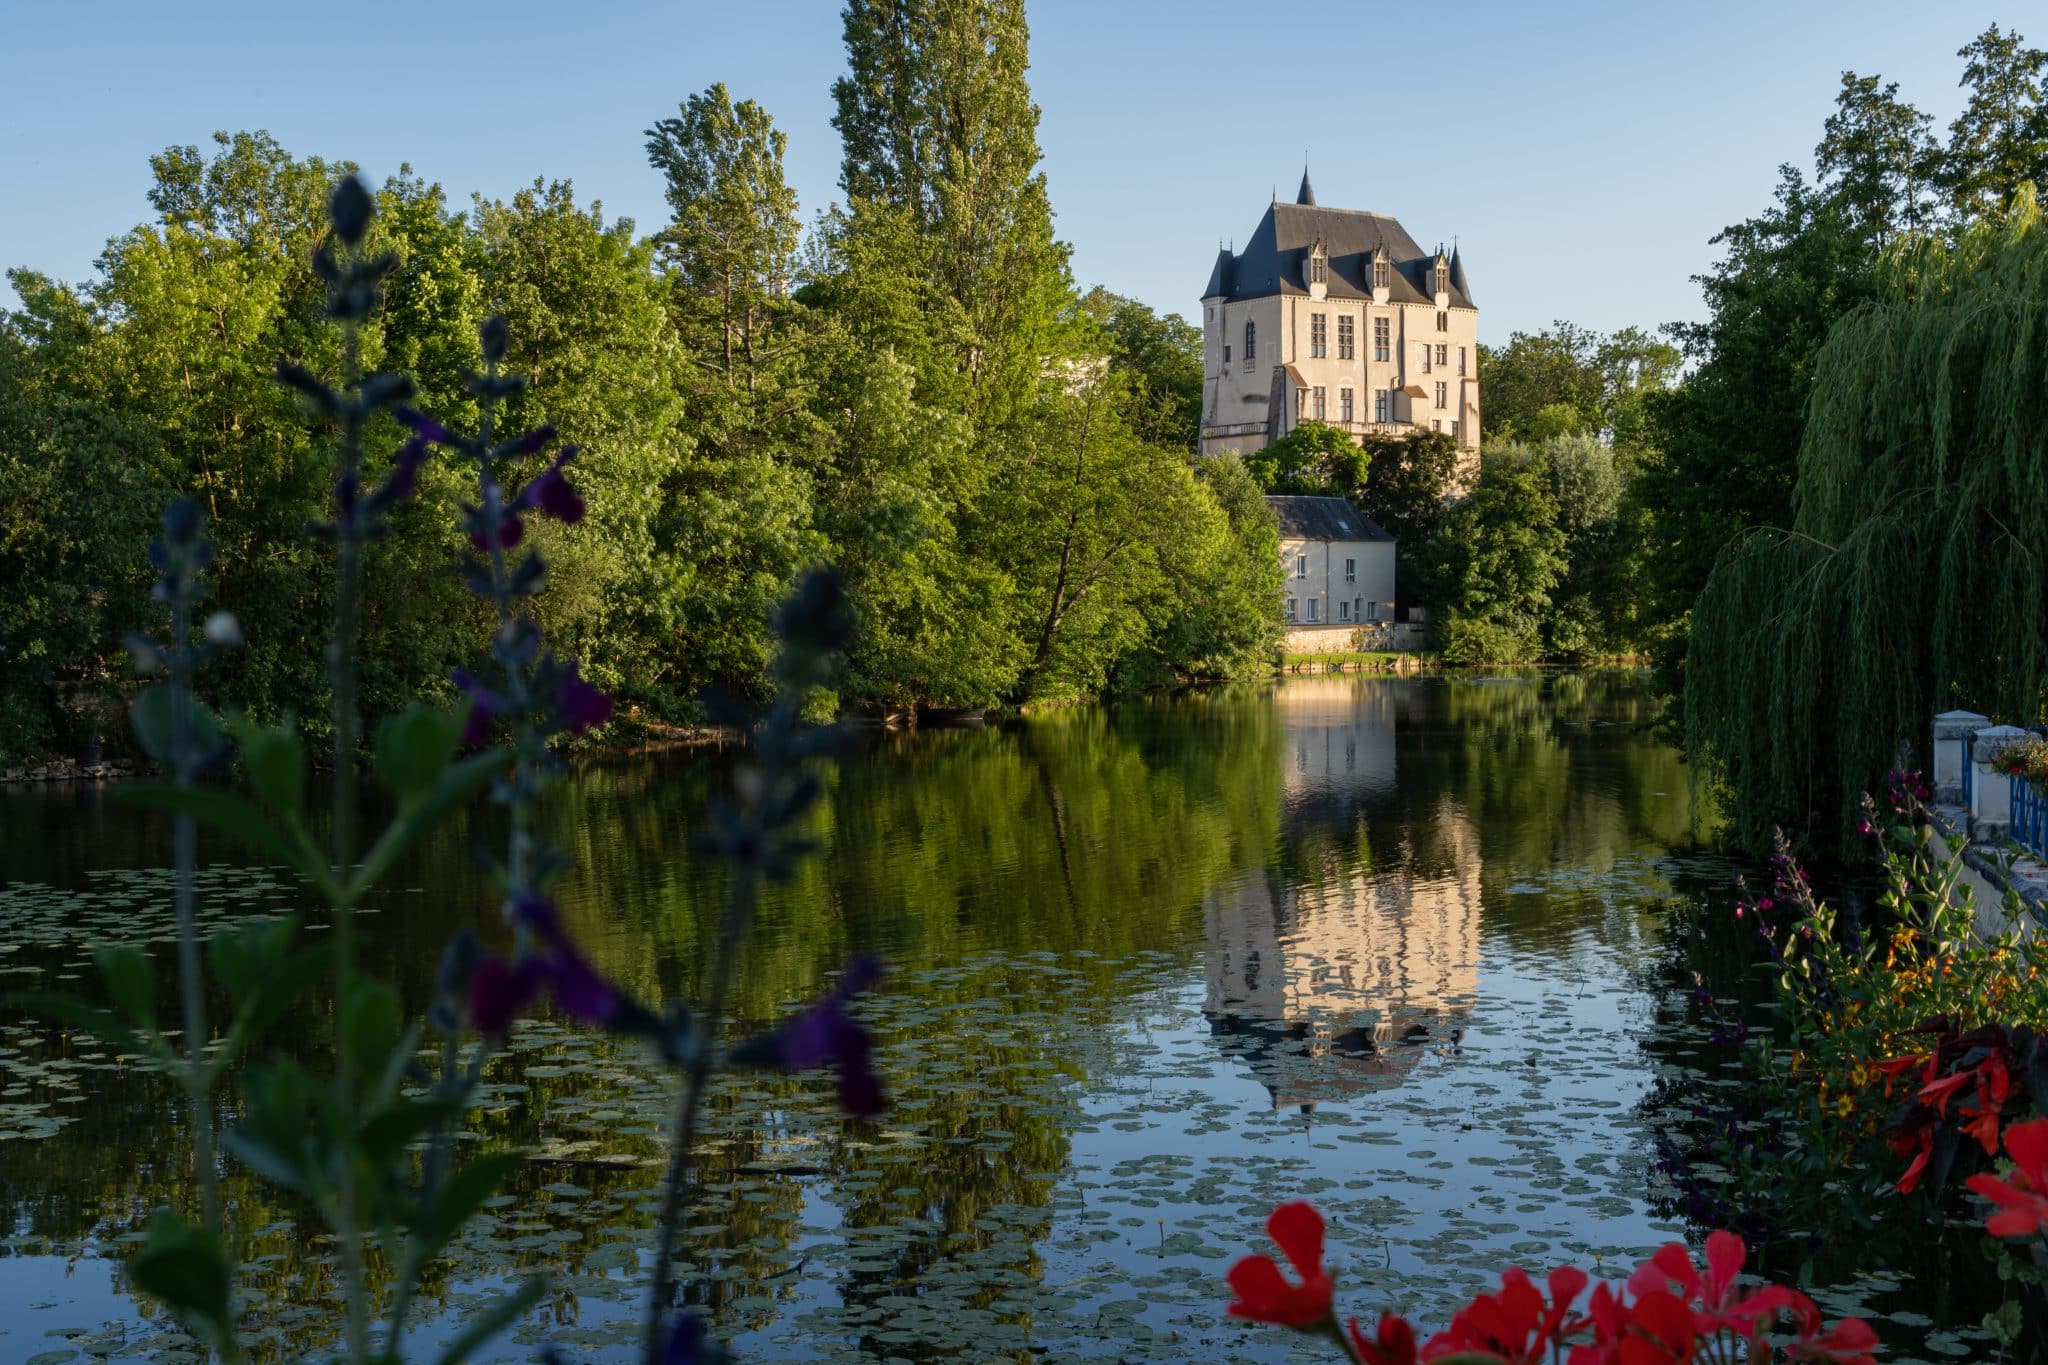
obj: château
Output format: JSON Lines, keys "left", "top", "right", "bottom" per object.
{"left": 1199, "top": 170, "right": 1478, "bottom": 459}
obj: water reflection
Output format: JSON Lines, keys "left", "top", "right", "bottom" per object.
{"left": 0, "top": 672, "right": 1711, "bottom": 1363}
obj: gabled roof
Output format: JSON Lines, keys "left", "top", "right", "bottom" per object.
{"left": 1266, "top": 495, "right": 1393, "bottom": 543}
{"left": 1204, "top": 201, "right": 1476, "bottom": 310}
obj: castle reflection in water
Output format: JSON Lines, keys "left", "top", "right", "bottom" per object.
{"left": 1205, "top": 678, "right": 1480, "bottom": 1110}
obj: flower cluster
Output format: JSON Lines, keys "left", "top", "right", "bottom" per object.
{"left": 1877, "top": 1021, "right": 2038, "bottom": 1194}
{"left": 1992, "top": 737, "right": 2048, "bottom": 794}
{"left": 1225, "top": 1202, "right": 1877, "bottom": 1365}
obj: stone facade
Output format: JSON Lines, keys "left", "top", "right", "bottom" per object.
{"left": 1200, "top": 171, "right": 1478, "bottom": 462}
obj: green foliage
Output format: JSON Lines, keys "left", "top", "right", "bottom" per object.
{"left": 1244, "top": 419, "right": 1367, "bottom": 495}
{"left": 1076, "top": 286, "right": 1203, "bottom": 450}
{"left": 1475, "top": 322, "right": 1677, "bottom": 455}
{"left": 1687, "top": 198, "right": 2048, "bottom": 850}
{"left": 1939, "top": 25, "right": 2048, "bottom": 221}
{"left": 1425, "top": 450, "right": 1567, "bottom": 664}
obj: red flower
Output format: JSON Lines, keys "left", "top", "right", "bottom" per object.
{"left": 1348, "top": 1312, "right": 1418, "bottom": 1365}
{"left": 1624, "top": 1231, "right": 1794, "bottom": 1335}
{"left": 1226, "top": 1201, "right": 1334, "bottom": 1330}
{"left": 1967, "top": 1116, "right": 2048, "bottom": 1238}
{"left": 1423, "top": 1265, "right": 1588, "bottom": 1365}
{"left": 1785, "top": 1296, "right": 1879, "bottom": 1365}
{"left": 1615, "top": 1289, "right": 1696, "bottom": 1365}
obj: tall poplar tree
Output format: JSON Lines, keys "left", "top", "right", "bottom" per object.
{"left": 830, "top": 0, "right": 1070, "bottom": 422}
{"left": 1815, "top": 72, "right": 1938, "bottom": 242}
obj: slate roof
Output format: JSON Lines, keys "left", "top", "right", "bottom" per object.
{"left": 1266, "top": 495, "right": 1393, "bottom": 543}
{"left": 1202, "top": 199, "right": 1476, "bottom": 310}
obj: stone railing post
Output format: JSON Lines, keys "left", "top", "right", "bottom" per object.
{"left": 1970, "top": 725, "right": 2030, "bottom": 837}
{"left": 1933, "top": 710, "right": 1990, "bottom": 806}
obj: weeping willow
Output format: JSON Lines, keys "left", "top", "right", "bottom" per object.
{"left": 1688, "top": 192, "right": 2048, "bottom": 852}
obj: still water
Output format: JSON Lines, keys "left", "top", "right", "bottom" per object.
{"left": 2, "top": 673, "right": 1719, "bottom": 1362}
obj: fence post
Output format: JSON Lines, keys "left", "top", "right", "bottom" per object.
{"left": 1934, "top": 710, "right": 1990, "bottom": 806}
{"left": 1971, "top": 725, "right": 2030, "bottom": 838}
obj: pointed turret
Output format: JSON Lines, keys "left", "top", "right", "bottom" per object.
{"left": 1296, "top": 166, "right": 1316, "bottom": 206}
{"left": 1448, "top": 244, "right": 1472, "bottom": 304}
{"left": 1202, "top": 247, "right": 1232, "bottom": 301}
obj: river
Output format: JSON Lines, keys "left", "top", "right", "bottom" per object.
{"left": 2, "top": 672, "right": 1732, "bottom": 1362}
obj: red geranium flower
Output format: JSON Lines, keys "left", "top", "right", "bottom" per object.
{"left": 1784, "top": 1296, "right": 1879, "bottom": 1365}
{"left": 1967, "top": 1116, "right": 2048, "bottom": 1238}
{"left": 1625, "top": 1231, "right": 1796, "bottom": 1335}
{"left": 1226, "top": 1200, "right": 1334, "bottom": 1329}
{"left": 1423, "top": 1265, "right": 1588, "bottom": 1365}
{"left": 1348, "top": 1311, "right": 1418, "bottom": 1365}
{"left": 1616, "top": 1289, "right": 1696, "bottom": 1365}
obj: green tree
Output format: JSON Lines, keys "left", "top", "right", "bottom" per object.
{"left": 1243, "top": 419, "right": 1368, "bottom": 495}
{"left": 1350, "top": 428, "right": 1460, "bottom": 614}
{"left": 1075, "top": 286, "right": 1202, "bottom": 450}
{"left": 830, "top": 0, "right": 1070, "bottom": 423}
{"left": 1938, "top": 24, "right": 2048, "bottom": 221}
{"left": 1425, "top": 450, "right": 1566, "bottom": 664}
{"left": 1636, "top": 168, "right": 1876, "bottom": 678}
{"left": 1816, "top": 71, "right": 1938, "bottom": 241}
{"left": 1688, "top": 199, "right": 2048, "bottom": 852}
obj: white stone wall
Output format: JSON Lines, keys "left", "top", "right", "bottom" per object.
{"left": 1201, "top": 288, "right": 1479, "bottom": 456}
{"left": 1280, "top": 536, "right": 1395, "bottom": 629}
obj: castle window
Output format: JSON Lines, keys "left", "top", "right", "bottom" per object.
{"left": 1421, "top": 344, "right": 1432, "bottom": 374}
{"left": 1374, "top": 389, "right": 1390, "bottom": 422}
{"left": 1223, "top": 344, "right": 1231, "bottom": 365}
{"left": 1295, "top": 553, "right": 1308, "bottom": 579}
{"left": 1337, "top": 315, "right": 1354, "bottom": 359}
{"left": 1458, "top": 346, "right": 1467, "bottom": 376}
{"left": 1373, "top": 317, "right": 1390, "bottom": 362}
{"left": 1309, "top": 246, "right": 1328, "bottom": 286}
{"left": 1312, "top": 386, "right": 1326, "bottom": 419}
{"left": 1345, "top": 557, "right": 1357, "bottom": 582}
{"left": 1286, "top": 598, "right": 1297, "bottom": 621}
{"left": 1340, "top": 599, "right": 1351, "bottom": 622}
{"left": 1435, "top": 382, "right": 1448, "bottom": 409}
{"left": 1437, "top": 310, "right": 1448, "bottom": 331}
{"left": 1432, "top": 419, "right": 1443, "bottom": 432}
{"left": 1297, "top": 387, "right": 1308, "bottom": 419}
{"left": 1436, "top": 344, "right": 1448, "bottom": 366}
{"left": 1310, "top": 313, "right": 1327, "bottom": 358}
{"left": 1244, "top": 320, "right": 1256, "bottom": 361}
{"left": 1372, "top": 254, "right": 1388, "bottom": 290}
{"left": 1435, "top": 260, "right": 1449, "bottom": 295}
{"left": 1339, "top": 387, "right": 1354, "bottom": 422}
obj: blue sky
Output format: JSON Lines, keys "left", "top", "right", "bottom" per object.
{"left": 0, "top": 0, "right": 2025, "bottom": 342}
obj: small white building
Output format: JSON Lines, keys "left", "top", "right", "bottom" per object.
{"left": 1269, "top": 495, "right": 1395, "bottom": 649}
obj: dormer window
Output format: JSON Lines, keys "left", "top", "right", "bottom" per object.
{"left": 1371, "top": 251, "right": 1389, "bottom": 291}
{"left": 1308, "top": 242, "right": 1328, "bottom": 286}
{"left": 1435, "top": 258, "right": 1449, "bottom": 296}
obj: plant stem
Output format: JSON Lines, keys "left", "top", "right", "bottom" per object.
{"left": 330, "top": 310, "right": 370, "bottom": 1365}
{"left": 643, "top": 873, "right": 756, "bottom": 1365}
{"left": 170, "top": 598, "right": 219, "bottom": 1234}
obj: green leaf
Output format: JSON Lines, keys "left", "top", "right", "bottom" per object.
{"left": 373, "top": 703, "right": 463, "bottom": 807}
{"left": 130, "top": 684, "right": 222, "bottom": 768}
{"left": 93, "top": 944, "right": 157, "bottom": 1029}
{"left": 224, "top": 1061, "right": 327, "bottom": 1195}
{"left": 129, "top": 1209, "right": 234, "bottom": 1353}
{"left": 222, "top": 711, "right": 306, "bottom": 811}
{"left": 117, "top": 783, "right": 332, "bottom": 893}
{"left": 347, "top": 749, "right": 511, "bottom": 901}
{"left": 341, "top": 978, "right": 402, "bottom": 1078}
{"left": 432, "top": 1275, "right": 548, "bottom": 1365}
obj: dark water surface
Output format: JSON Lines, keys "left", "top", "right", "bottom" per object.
{"left": 3, "top": 673, "right": 1735, "bottom": 1362}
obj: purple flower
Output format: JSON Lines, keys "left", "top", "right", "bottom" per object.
{"left": 469, "top": 955, "right": 544, "bottom": 1036}
{"left": 735, "top": 956, "right": 886, "bottom": 1117}
{"left": 664, "top": 1312, "right": 708, "bottom": 1365}
{"left": 452, "top": 668, "right": 499, "bottom": 747}
{"left": 544, "top": 944, "right": 622, "bottom": 1025}
{"left": 517, "top": 446, "right": 586, "bottom": 526}
{"left": 381, "top": 436, "right": 429, "bottom": 504}
{"left": 394, "top": 404, "right": 454, "bottom": 445}
{"left": 467, "top": 514, "right": 525, "bottom": 554}
{"left": 556, "top": 660, "right": 613, "bottom": 735}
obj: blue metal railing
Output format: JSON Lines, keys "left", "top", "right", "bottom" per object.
{"left": 2012, "top": 773, "right": 2048, "bottom": 860}
{"left": 1962, "top": 737, "right": 1974, "bottom": 803}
